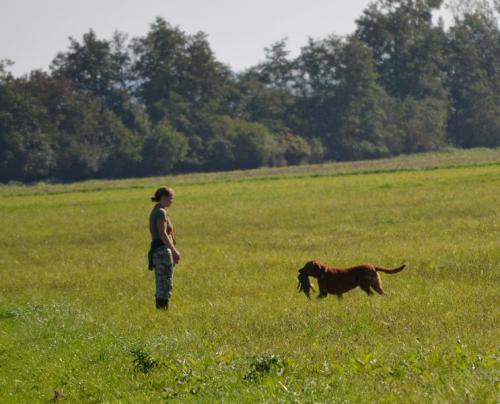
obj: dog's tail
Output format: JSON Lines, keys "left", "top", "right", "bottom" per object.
{"left": 375, "top": 264, "right": 405, "bottom": 274}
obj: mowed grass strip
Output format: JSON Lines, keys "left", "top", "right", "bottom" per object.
{"left": 0, "top": 157, "right": 499, "bottom": 402}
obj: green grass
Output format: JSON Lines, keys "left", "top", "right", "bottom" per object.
{"left": 0, "top": 149, "right": 499, "bottom": 402}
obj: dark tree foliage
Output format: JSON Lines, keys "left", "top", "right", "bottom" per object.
{"left": 446, "top": 10, "right": 500, "bottom": 147}
{"left": 51, "top": 30, "right": 128, "bottom": 102}
{"left": 131, "top": 18, "right": 231, "bottom": 135}
{"left": 293, "top": 36, "right": 344, "bottom": 140}
{"left": 0, "top": 76, "right": 56, "bottom": 182}
{"left": 54, "top": 94, "right": 141, "bottom": 181}
{"left": 50, "top": 30, "right": 150, "bottom": 137}
{"left": 355, "top": 0, "right": 448, "bottom": 100}
{"left": 0, "top": 2, "right": 498, "bottom": 183}
{"left": 330, "top": 37, "right": 402, "bottom": 159}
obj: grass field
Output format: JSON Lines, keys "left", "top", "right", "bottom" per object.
{"left": 0, "top": 149, "right": 499, "bottom": 402}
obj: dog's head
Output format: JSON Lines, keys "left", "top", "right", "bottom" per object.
{"left": 299, "top": 260, "right": 327, "bottom": 277}
{"left": 297, "top": 260, "right": 326, "bottom": 298}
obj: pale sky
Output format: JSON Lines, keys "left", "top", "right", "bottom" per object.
{"left": 0, "top": 0, "right": 379, "bottom": 76}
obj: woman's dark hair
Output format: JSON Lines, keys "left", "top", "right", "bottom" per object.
{"left": 151, "top": 186, "right": 174, "bottom": 202}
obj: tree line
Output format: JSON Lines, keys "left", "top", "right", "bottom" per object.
{"left": 1, "top": 0, "right": 499, "bottom": 182}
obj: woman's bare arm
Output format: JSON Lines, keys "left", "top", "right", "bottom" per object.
{"left": 156, "top": 218, "right": 180, "bottom": 263}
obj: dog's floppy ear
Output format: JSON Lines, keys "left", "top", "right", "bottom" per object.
{"left": 311, "top": 260, "right": 327, "bottom": 273}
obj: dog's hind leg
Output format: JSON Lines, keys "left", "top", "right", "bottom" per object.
{"left": 372, "top": 275, "right": 385, "bottom": 295}
{"left": 360, "top": 284, "right": 374, "bottom": 295}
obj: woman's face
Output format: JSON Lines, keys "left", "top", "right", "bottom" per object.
{"left": 161, "top": 194, "right": 174, "bottom": 207}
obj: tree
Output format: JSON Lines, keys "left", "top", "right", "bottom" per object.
{"left": 230, "top": 71, "right": 296, "bottom": 132}
{"left": 355, "top": 0, "right": 448, "bottom": 100}
{"left": 447, "top": 0, "right": 500, "bottom": 18}
{"left": 445, "top": 8, "right": 500, "bottom": 147}
{"left": 293, "top": 36, "right": 344, "bottom": 140}
{"left": 131, "top": 17, "right": 231, "bottom": 136}
{"left": 333, "top": 38, "right": 404, "bottom": 159}
{"left": 51, "top": 30, "right": 130, "bottom": 106}
{"left": 51, "top": 30, "right": 149, "bottom": 136}
{"left": 0, "top": 76, "right": 56, "bottom": 182}
{"left": 55, "top": 95, "right": 141, "bottom": 180}
{"left": 401, "top": 97, "right": 447, "bottom": 152}
{"left": 0, "top": 59, "right": 14, "bottom": 83}
{"left": 255, "top": 39, "right": 295, "bottom": 91}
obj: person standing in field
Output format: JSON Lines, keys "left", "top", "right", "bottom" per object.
{"left": 148, "top": 186, "right": 181, "bottom": 309}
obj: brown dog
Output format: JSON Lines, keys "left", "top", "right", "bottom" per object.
{"left": 297, "top": 260, "right": 405, "bottom": 299}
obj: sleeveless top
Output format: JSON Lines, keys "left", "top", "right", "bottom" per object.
{"left": 149, "top": 203, "right": 175, "bottom": 242}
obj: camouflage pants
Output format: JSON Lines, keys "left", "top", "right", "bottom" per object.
{"left": 152, "top": 247, "right": 174, "bottom": 301}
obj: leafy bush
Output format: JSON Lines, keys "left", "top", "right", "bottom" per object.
{"left": 141, "top": 120, "right": 189, "bottom": 175}
{"left": 281, "top": 133, "right": 311, "bottom": 165}
{"left": 208, "top": 116, "right": 275, "bottom": 170}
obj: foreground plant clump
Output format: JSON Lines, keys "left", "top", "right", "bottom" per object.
{"left": 0, "top": 150, "right": 499, "bottom": 402}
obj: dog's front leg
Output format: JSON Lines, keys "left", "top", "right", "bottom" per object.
{"left": 315, "top": 280, "right": 328, "bottom": 298}
{"left": 317, "top": 284, "right": 328, "bottom": 299}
